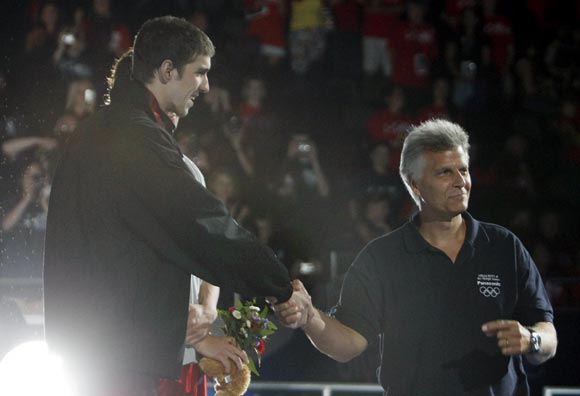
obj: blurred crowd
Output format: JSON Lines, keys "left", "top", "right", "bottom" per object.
{"left": 1, "top": 0, "right": 580, "bottom": 385}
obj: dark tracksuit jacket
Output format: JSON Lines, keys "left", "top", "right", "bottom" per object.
{"left": 43, "top": 81, "right": 292, "bottom": 379}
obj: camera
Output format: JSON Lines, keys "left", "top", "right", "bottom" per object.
{"left": 460, "top": 60, "right": 477, "bottom": 79}
{"left": 62, "top": 33, "right": 76, "bottom": 45}
{"left": 297, "top": 143, "right": 311, "bottom": 153}
{"left": 84, "top": 89, "right": 96, "bottom": 105}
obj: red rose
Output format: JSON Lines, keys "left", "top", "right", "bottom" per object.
{"left": 257, "top": 339, "right": 265, "bottom": 355}
{"left": 228, "top": 306, "right": 236, "bottom": 312}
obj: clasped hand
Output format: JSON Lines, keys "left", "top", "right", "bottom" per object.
{"left": 270, "top": 279, "right": 314, "bottom": 329}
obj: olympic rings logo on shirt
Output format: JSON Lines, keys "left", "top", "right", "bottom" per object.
{"left": 479, "top": 286, "right": 500, "bottom": 298}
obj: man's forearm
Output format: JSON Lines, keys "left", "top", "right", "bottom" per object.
{"left": 526, "top": 321, "right": 557, "bottom": 365}
{"left": 198, "top": 281, "right": 219, "bottom": 310}
{"left": 274, "top": 280, "right": 368, "bottom": 362}
{"left": 303, "top": 308, "right": 368, "bottom": 363}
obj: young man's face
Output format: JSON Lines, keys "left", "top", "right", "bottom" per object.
{"left": 166, "top": 55, "right": 211, "bottom": 118}
{"left": 411, "top": 146, "right": 471, "bottom": 220}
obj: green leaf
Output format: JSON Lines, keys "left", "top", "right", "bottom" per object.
{"left": 260, "top": 305, "right": 269, "bottom": 318}
{"left": 247, "top": 359, "right": 259, "bottom": 376}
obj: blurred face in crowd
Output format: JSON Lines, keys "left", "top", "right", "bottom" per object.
{"left": 209, "top": 172, "right": 235, "bottom": 203}
{"left": 41, "top": 3, "right": 59, "bottom": 29}
{"left": 411, "top": 146, "right": 471, "bottom": 220}
{"left": 190, "top": 11, "right": 209, "bottom": 32}
{"left": 93, "top": 0, "right": 111, "bottom": 17}
{"left": 255, "top": 217, "right": 273, "bottom": 243}
{"left": 366, "top": 198, "right": 390, "bottom": 224}
{"left": 165, "top": 55, "right": 210, "bottom": 118}
{"left": 408, "top": 2, "right": 425, "bottom": 24}
{"left": 387, "top": 88, "right": 405, "bottom": 113}
{"left": 54, "top": 114, "right": 79, "bottom": 139}
{"left": 370, "top": 144, "right": 390, "bottom": 171}
{"left": 242, "top": 78, "right": 266, "bottom": 103}
{"left": 433, "top": 78, "right": 449, "bottom": 102}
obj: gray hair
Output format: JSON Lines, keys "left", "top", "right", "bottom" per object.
{"left": 399, "top": 119, "right": 470, "bottom": 207}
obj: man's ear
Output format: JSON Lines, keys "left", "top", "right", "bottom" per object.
{"left": 410, "top": 177, "right": 421, "bottom": 199}
{"left": 158, "top": 59, "right": 175, "bottom": 84}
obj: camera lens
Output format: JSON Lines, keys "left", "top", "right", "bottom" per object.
{"left": 62, "top": 34, "right": 76, "bottom": 45}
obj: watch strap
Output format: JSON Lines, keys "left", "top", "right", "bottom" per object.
{"left": 526, "top": 327, "right": 541, "bottom": 354}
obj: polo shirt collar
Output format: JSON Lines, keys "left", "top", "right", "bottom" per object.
{"left": 403, "top": 211, "right": 490, "bottom": 253}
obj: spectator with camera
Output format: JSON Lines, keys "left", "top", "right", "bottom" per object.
{"left": 268, "top": 134, "right": 332, "bottom": 266}
{"left": 52, "top": 6, "right": 92, "bottom": 83}
{"left": 443, "top": 6, "right": 490, "bottom": 110}
{"left": 275, "top": 134, "right": 330, "bottom": 199}
{"left": 1, "top": 161, "right": 51, "bottom": 277}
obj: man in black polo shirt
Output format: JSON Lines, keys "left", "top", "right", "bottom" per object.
{"left": 275, "top": 119, "right": 557, "bottom": 395}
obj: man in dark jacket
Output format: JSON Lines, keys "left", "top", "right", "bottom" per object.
{"left": 43, "top": 16, "right": 292, "bottom": 395}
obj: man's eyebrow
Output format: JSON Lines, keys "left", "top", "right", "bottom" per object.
{"left": 195, "top": 67, "right": 210, "bottom": 73}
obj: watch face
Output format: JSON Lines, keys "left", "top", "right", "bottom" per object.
{"left": 530, "top": 331, "right": 541, "bottom": 353}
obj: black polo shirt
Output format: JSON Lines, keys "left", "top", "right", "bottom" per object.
{"left": 333, "top": 212, "right": 553, "bottom": 396}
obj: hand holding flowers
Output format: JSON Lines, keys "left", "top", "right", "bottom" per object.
{"left": 218, "top": 298, "right": 277, "bottom": 376}
{"left": 199, "top": 299, "right": 277, "bottom": 396}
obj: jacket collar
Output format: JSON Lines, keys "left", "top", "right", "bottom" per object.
{"left": 115, "top": 80, "right": 176, "bottom": 135}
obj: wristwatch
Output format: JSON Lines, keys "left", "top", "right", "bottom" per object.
{"left": 526, "top": 327, "right": 541, "bottom": 354}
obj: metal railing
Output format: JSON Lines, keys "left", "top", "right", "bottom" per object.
{"left": 207, "top": 382, "right": 383, "bottom": 396}
{"left": 543, "top": 388, "right": 580, "bottom": 396}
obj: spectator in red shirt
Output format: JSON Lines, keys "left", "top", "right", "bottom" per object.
{"left": 482, "top": 0, "right": 514, "bottom": 97}
{"left": 246, "top": 0, "right": 287, "bottom": 68}
{"left": 361, "top": 0, "right": 405, "bottom": 103}
{"left": 327, "top": 0, "right": 363, "bottom": 83}
{"left": 417, "top": 77, "right": 452, "bottom": 122}
{"left": 366, "top": 86, "right": 414, "bottom": 170}
{"left": 389, "top": 0, "right": 438, "bottom": 111}
{"left": 238, "top": 77, "right": 267, "bottom": 123}
{"left": 439, "top": 0, "right": 478, "bottom": 32}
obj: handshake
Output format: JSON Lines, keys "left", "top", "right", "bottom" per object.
{"left": 269, "top": 279, "right": 316, "bottom": 330}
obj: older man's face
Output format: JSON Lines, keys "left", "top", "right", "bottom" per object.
{"left": 412, "top": 146, "right": 471, "bottom": 220}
